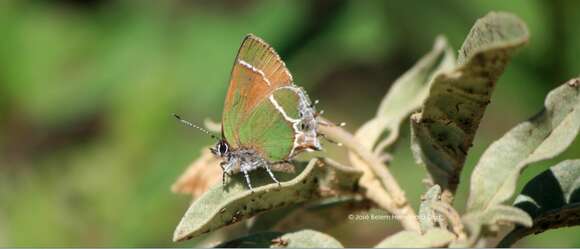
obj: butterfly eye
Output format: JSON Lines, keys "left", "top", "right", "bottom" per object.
{"left": 219, "top": 142, "right": 229, "bottom": 155}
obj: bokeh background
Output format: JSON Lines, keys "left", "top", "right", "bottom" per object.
{"left": 1, "top": 0, "right": 579, "bottom": 247}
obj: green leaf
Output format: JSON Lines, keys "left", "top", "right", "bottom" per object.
{"left": 353, "top": 35, "right": 455, "bottom": 153}
{"left": 216, "top": 229, "right": 343, "bottom": 248}
{"left": 374, "top": 228, "right": 456, "bottom": 248}
{"left": 411, "top": 12, "right": 529, "bottom": 203}
{"left": 467, "top": 78, "right": 580, "bottom": 213}
{"left": 498, "top": 160, "right": 580, "bottom": 247}
{"left": 452, "top": 205, "right": 532, "bottom": 247}
{"left": 173, "top": 158, "right": 362, "bottom": 242}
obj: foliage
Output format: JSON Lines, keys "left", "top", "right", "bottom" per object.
{"left": 374, "top": 228, "right": 455, "bottom": 248}
{"left": 498, "top": 159, "right": 580, "bottom": 247}
{"left": 173, "top": 159, "right": 362, "bottom": 241}
{"left": 411, "top": 12, "right": 529, "bottom": 204}
{"left": 172, "top": 11, "right": 580, "bottom": 247}
{"left": 215, "top": 230, "right": 344, "bottom": 248}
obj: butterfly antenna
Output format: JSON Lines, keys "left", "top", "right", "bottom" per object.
{"left": 173, "top": 113, "right": 219, "bottom": 140}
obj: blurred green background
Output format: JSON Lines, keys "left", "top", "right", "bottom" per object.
{"left": 1, "top": 0, "right": 579, "bottom": 247}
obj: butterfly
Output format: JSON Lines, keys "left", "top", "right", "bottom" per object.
{"left": 176, "top": 34, "right": 321, "bottom": 192}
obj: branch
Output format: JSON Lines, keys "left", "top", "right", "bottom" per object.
{"left": 319, "top": 119, "right": 421, "bottom": 232}
{"left": 430, "top": 201, "right": 467, "bottom": 240}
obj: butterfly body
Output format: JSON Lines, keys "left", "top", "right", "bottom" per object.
{"left": 211, "top": 34, "right": 321, "bottom": 191}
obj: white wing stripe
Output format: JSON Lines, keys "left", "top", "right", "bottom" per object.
{"left": 238, "top": 59, "right": 271, "bottom": 86}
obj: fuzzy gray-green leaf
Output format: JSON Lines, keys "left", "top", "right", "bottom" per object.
{"left": 411, "top": 12, "right": 529, "bottom": 203}
{"left": 215, "top": 231, "right": 283, "bottom": 248}
{"left": 467, "top": 79, "right": 580, "bottom": 213}
{"left": 173, "top": 159, "right": 362, "bottom": 242}
{"left": 353, "top": 35, "right": 455, "bottom": 153}
{"left": 453, "top": 205, "right": 532, "bottom": 247}
{"left": 418, "top": 184, "right": 443, "bottom": 232}
{"left": 278, "top": 229, "right": 344, "bottom": 248}
{"left": 248, "top": 195, "right": 368, "bottom": 233}
{"left": 216, "top": 229, "right": 343, "bottom": 248}
{"left": 498, "top": 160, "right": 580, "bottom": 247}
{"left": 374, "top": 228, "right": 455, "bottom": 248}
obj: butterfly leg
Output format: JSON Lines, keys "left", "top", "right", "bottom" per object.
{"left": 220, "top": 161, "right": 227, "bottom": 187}
{"left": 264, "top": 163, "right": 281, "bottom": 188}
{"left": 221, "top": 161, "right": 236, "bottom": 192}
{"left": 242, "top": 168, "right": 254, "bottom": 193}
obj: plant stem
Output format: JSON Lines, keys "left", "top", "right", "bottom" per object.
{"left": 431, "top": 201, "right": 466, "bottom": 240}
{"left": 319, "top": 120, "right": 421, "bottom": 232}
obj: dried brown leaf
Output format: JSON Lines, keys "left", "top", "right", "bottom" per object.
{"left": 172, "top": 147, "right": 222, "bottom": 198}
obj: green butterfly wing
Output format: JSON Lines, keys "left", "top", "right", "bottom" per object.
{"left": 237, "top": 87, "right": 302, "bottom": 161}
{"left": 222, "top": 34, "right": 300, "bottom": 161}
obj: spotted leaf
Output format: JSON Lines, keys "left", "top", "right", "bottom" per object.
{"left": 173, "top": 158, "right": 362, "bottom": 242}
{"left": 411, "top": 12, "right": 529, "bottom": 204}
